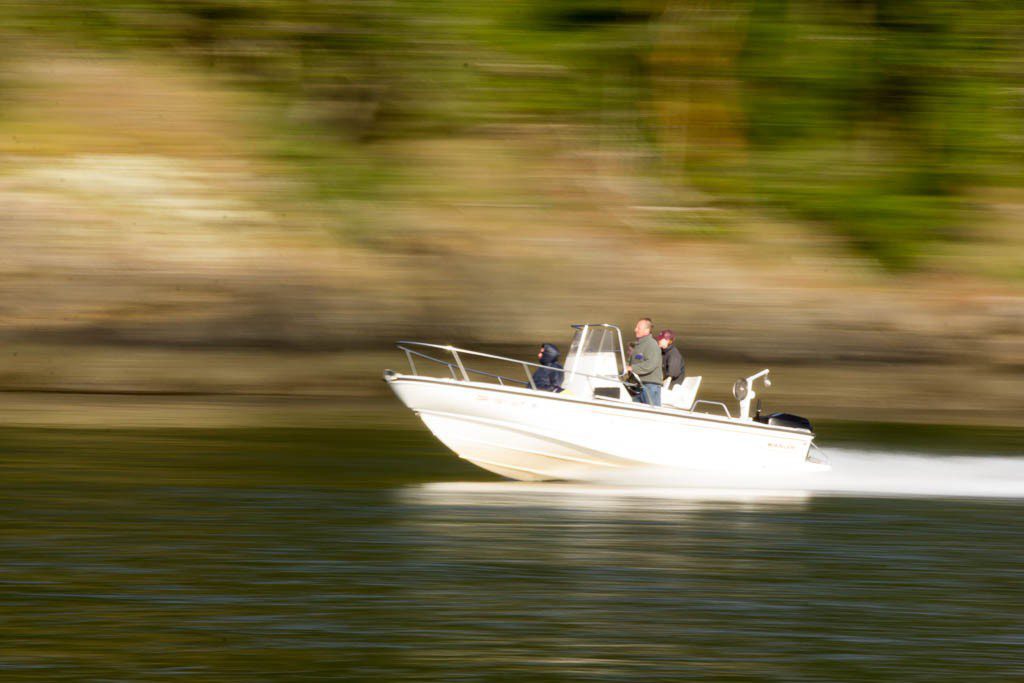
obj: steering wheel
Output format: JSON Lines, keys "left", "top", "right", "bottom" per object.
{"left": 621, "top": 370, "right": 643, "bottom": 397}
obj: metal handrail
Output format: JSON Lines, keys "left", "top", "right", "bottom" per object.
{"left": 393, "top": 338, "right": 792, "bottom": 428}
{"left": 396, "top": 341, "right": 624, "bottom": 388}
{"left": 692, "top": 400, "right": 732, "bottom": 418}
{"left": 399, "top": 343, "right": 743, "bottom": 422}
{"left": 399, "top": 345, "right": 531, "bottom": 387}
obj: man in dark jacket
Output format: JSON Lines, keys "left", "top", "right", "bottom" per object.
{"left": 657, "top": 329, "right": 685, "bottom": 389}
{"left": 532, "top": 343, "right": 564, "bottom": 392}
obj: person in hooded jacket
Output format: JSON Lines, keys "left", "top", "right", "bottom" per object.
{"left": 657, "top": 329, "right": 685, "bottom": 389}
{"left": 532, "top": 343, "right": 564, "bottom": 392}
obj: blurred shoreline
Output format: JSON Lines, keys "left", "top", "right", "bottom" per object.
{"left": 0, "top": 346, "right": 1021, "bottom": 430}
{"left": 0, "top": 12, "right": 1021, "bottom": 433}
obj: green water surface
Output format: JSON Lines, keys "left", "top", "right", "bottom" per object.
{"left": 1, "top": 427, "right": 1023, "bottom": 681}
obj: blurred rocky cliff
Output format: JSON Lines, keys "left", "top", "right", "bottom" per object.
{"left": 0, "top": 3, "right": 1022, "bottom": 426}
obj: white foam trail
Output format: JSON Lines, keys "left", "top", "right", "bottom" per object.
{"left": 587, "top": 447, "right": 1024, "bottom": 499}
{"left": 410, "top": 448, "right": 1024, "bottom": 506}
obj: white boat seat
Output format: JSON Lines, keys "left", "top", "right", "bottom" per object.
{"left": 662, "top": 376, "right": 702, "bottom": 410}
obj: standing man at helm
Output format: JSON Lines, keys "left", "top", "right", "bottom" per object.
{"left": 626, "top": 318, "right": 663, "bottom": 406}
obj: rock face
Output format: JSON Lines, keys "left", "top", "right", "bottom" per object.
{"left": 4, "top": 148, "right": 1019, "bottom": 363}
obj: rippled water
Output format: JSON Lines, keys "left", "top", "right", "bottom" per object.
{"left": 2, "top": 427, "right": 1023, "bottom": 680}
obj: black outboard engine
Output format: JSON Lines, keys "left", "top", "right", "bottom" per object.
{"left": 735, "top": 370, "right": 812, "bottom": 432}
{"left": 755, "top": 412, "right": 813, "bottom": 432}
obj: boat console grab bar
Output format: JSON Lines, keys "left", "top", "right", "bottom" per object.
{"left": 692, "top": 400, "right": 732, "bottom": 418}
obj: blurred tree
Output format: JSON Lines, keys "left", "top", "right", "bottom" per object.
{"left": 3, "top": 0, "right": 1022, "bottom": 267}
{"left": 653, "top": 0, "right": 1024, "bottom": 268}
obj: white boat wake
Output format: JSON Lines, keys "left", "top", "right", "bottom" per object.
{"left": 596, "top": 448, "right": 1024, "bottom": 499}
{"left": 415, "top": 448, "right": 1024, "bottom": 503}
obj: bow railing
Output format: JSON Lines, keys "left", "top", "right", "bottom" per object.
{"left": 395, "top": 341, "right": 624, "bottom": 392}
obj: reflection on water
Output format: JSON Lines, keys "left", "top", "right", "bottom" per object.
{"left": 411, "top": 481, "right": 814, "bottom": 507}
{"left": 399, "top": 480, "right": 1024, "bottom": 680}
{"left": 2, "top": 428, "right": 1024, "bottom": 680}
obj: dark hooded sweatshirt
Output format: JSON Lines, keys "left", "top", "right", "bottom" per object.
{"left": 532, "top": 343, "right": 564, "bottom": 392}
{"left": 662, "top": 343, "right": 685, "bottom": 389}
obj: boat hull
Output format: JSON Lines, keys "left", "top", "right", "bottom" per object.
{"left": 387, "top": 374, "right": 823, "bottom": 482}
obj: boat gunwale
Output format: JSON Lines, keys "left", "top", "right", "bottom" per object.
{"left": 386, "top": 373, "right": 815, "bottom": 438}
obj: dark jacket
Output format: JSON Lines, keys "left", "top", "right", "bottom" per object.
{"left": 532, "top": 343, "right": 564, "bottom": 391}
{"left": 662, "top": 343, "right": 685, "bottom": 389}
{"left": 631, "top": 334, "right": 663, "bottom": 384}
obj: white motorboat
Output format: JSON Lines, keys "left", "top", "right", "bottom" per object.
{"left": 384, "top": 323, "right": 829, "bottom": 482}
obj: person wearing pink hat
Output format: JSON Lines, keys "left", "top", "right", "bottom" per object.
{"left": 656, "top": 329, "right": 685, "bottom": 390}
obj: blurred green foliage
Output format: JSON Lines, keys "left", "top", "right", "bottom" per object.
{"left": 3, "top": 0, "right": 1023, "bottom": 268}
{"left": 654, "top": 1, "right": 1024, "bottom": 267}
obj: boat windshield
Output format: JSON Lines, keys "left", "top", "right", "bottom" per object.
{"left": 562, "top": 325, "right": 626, "bottom": 396}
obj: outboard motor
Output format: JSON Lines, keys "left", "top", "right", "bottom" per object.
{"left": 735, "top": 369, "right": 813, "bottom": 432}
{"left": 754, "top": 412, "right": 813, "bottom": 432}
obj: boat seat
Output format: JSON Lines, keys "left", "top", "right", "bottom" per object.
{"left": 662, "top": 376, "right": 702, "bottom": 410}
